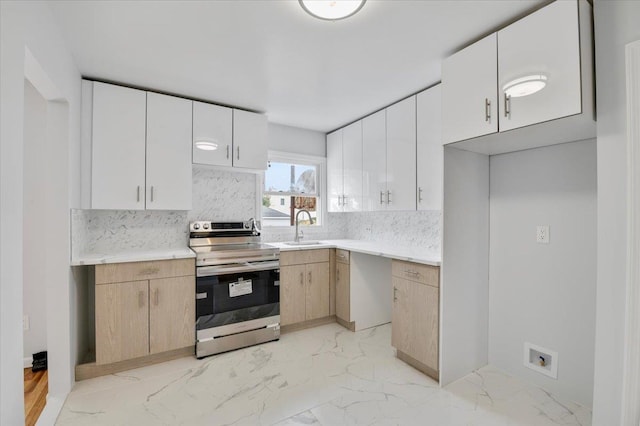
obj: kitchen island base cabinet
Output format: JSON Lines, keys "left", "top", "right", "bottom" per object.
{"left": 280, "top": 249, "right": 331, "bottom": 327}
{"left": 94, "top": 259, "right": 195, "bottom": 367}
{"left": 392, "top": 260, "right": 440, "bottom": 381}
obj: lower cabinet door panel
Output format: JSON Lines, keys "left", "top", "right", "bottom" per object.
{"left": 280, "top": 265, "right": 307, "bottom": 325}
{"left": 96, "top": 280, "right": 150, "bottom": 364}
{"left": 305, "top": 262, "right": 330, "bottom": 320}
{"left": 149, "top": 276, "right": 195, "bottom": 354}
{"left": 336, "top": 262, "right": 351, "bottom": 322}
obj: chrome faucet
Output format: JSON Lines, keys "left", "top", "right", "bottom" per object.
{"left": 294, "top": 209, "right": 313, "bottom": 243}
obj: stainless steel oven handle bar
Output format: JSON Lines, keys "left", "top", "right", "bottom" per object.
{"left": 197, "top": 260, "right": 280, "bottom": 277}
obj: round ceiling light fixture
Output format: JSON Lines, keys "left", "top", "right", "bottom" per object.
{"left": 194, "top": 139, "right": 219, "bottom": 151}
{"left": 503, "top": 74, "right": 548, "bottom": 98}
{"left": 299, "top": 0, "right": 366, "bottom": 21}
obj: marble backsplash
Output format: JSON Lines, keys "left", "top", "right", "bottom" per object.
{"left": 72, "top": 166, "right": 441, "bottom": 257}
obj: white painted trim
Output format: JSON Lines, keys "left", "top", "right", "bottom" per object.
{"left": 35, "top": 395, "right": 65, "bottom": 426}
{"left": 23, "top": 356, "right": 33, "bottom": 369}
{"left": 622, "top": 39, "right": 640, "bottom": 426}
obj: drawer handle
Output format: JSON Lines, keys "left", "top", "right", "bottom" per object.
{"left": 308, "top": 271, "right": 312, "bottom": 284}
{"left": 337, "top": 268, "right": 340, "bottom": 281}
{"left": 405, "top": 270, "right": 420, "bottom": 277}
{"left": 393, "top": 287, "right": 398, "bottom": 302}
{"left": 338, "top": 254, "right": 346, "bottom": 259}
{"left": 154, "top": 288, "right": 159, "bottom": 306}
{"left": 140, "top": 267, "right": 160, "bottom": 276}
{"left": 299, "top": 272, "right": 304, "bottom": 286}
{"left": 138, "top": 290, "right": 145, "bottom": 308}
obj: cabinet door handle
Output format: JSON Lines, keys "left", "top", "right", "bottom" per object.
{"left": 393, "top": 287, "right": 398, "bottom": 302}
{"left": 299, "top": 272, "right": 304, "bottom": 285}
{"left": 379, "top": 191, "right": 384, "bottom": 205}
{"left": 418, "top": 187, "right": 423, "bottom": 203}
{"left": 343, "top": 195, "right": 347, "bottom": 206}
{"left": 337, "top": 268, "right": 340, "bottom": 282}
{"left": 226, "top": 145, "right": 230, "bottom": 159}
{"left": 154, "top": 288, "right": 159, "bottom": 306}
{"left": 485, "top": 98, "right": 491, "bottom": 122}
{"left": 237, "top": 146, "right": 240, "bottom": 160}
{"left": 138, "top": 290, "right": 145, "bottom": 308}
{"left": 504, "top": 93, "right": 511, "bottom": 118}
{"left": 308, "top": 271, "right": 312, "bottom": 284}
{"left": 150, "top": 186, "right": 154, "bottom": 202}
{"left": 387, "top": 190, "right": 392, "bottom": 204}
{"left": 137, "top": 185, "right": 141, "bottom": 202}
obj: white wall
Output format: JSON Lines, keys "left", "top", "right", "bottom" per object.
{"left": 268, "top": 122, "right": 326, "bottom": 157}
{"left": 0, "top": 1, "right": 82, "bottom": 423}
{"left": 488, "top": 140, "right": 597, "bottom": 407}
{"left": 592, "top": 1, "right": 640, "bottom": 424}
{"left": 22, "top": 79, "right": 48, "bottom": 362}
{"left": 441, "top": 147, "right": 489, "bottom": 386}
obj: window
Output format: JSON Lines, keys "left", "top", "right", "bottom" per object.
{"left": 262, "top": 152, "right": 325, "bottom": 227}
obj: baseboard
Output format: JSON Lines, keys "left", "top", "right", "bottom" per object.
{"left": 396, "top": 349, "right": 440, "bottom": 382}
{"left": 24, "top": 356, "right": 33, "bottom": 369}
{"left": 35, "top": 395, "right": 65, "bottom": 426}
{"left": 75, "top": 346, "right": 194, "bottom": 381}
{"left": 281, "top": 316, "right": 337, "bottom": 334}
{"left": 336, "top": 316, "right": 356, "bottom": 332}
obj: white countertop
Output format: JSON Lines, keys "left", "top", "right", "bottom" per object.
{"left": 71, "top": 247, "right": 196, "bottom": 266}
{"left": 267, "top": 239, "right": 441, "bottom": 266}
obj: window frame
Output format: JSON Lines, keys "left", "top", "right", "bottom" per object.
{"left": 258, "top": 150, "right": 327, "bottom": 229}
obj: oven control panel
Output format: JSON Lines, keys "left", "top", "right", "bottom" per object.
{"left": 189, "top": 221, "right": 259, "bottom": 235}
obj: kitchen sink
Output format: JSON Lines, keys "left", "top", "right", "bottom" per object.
{"left": 283, "top": 241, "right": 322, "bottom": 246}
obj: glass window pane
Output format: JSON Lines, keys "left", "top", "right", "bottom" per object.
{"left": 265, "top": 162, "right": 316, "bottom": 194}
{"left": 261, "top": 195, "right": 319, "bottom": 227}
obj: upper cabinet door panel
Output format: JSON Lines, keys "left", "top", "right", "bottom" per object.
{"left": 498, "top": 0, "right": 581, "bottom": 132}
{"left": 192, "top": 101, "right": 233, "bottom": 167}
{"left": 417, "top": 85, "right": 443, "bottom": 211}
{"left": 362, "top": 110, "right": 386, "bottom": 212}
{"left": 233, "top": 109, "right": 268, "bottom": 170}
{"left": 91, "top": 82, "right": 147, "bottom": 210}
{"left": 342, "top": 121, "right": 363, "bottom": 212}
{"left": 146, "top": 92, "right": 193, "bottom": 210}
{"left": 326, "top": 130, "right": 343, "bottom": 213}
{"left": 442, "top": 33, "right": 498, "bottom": 144}
{"left": 386, "top": 96, "right": 416, "bottom": 211}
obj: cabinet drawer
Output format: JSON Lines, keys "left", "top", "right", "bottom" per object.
{"left": 96, "top": 258, "right": 195, "bottom": 285}
{"left": 335, "top": 249, "right": 350, "bottom": 264}
{"left": 280, "top": 249, "right": 330, "bottom": 266}
{"left": 391, "top": 260, "right": 439, "bottom": 288}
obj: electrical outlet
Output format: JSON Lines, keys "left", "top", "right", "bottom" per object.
{"left": 23, "top": 315, "right": 30, "bottom": 331}
{"left": 536, "top": 225, "right": 550, "bottom": 244}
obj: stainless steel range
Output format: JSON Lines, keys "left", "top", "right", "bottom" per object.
{"left": 189, "top": 219, "right": 280, "bottom": 358}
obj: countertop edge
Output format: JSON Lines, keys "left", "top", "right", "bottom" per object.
{"left": 71, "top": 248, "right": 196, "bottom": 266}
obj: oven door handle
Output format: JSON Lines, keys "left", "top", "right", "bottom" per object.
{"left": 197, "top": 261, "right": 280, "bottom": 277}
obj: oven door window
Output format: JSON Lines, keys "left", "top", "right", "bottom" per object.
{"left": 196, "top": 268, "right": 279, "bottom": 331}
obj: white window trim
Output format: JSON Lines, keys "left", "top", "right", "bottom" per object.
{"left": 258, "top": 150, "right": 327, "bottom": 229}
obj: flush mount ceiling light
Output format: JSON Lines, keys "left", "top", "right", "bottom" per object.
{"left": 299, "top": 0, "right": 366, "bottom": 21}
{"left": 503, "top": 74, "right": 548, "bottom": 98}
{"left": 194, "top": 139, "right": 218, "bottom": 151}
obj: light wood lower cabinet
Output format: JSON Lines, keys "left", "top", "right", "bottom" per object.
{"left": 391, "top": 260, "right": 439, "bottom": 379}
{"left": 335, "top": 250, "right": 351, "bottom": 324}
{"left": 95, "top": 258, "right": 195, "bottom": 365}
{"left": 95, "top": 280, "right": 149, "bottom": 365}
{"left": 280, "top": 249, "right": 331, "bottom": 326}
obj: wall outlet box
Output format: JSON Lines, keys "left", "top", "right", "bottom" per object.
{"left": 524, "top": 342, "right": 558, "bottom": 379}
{"left": 536, "top": 225, "right": 550, "bottom": 244}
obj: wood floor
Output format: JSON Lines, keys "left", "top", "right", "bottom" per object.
{"left": 24, "top": 368, "right": 47, "bottom": 426}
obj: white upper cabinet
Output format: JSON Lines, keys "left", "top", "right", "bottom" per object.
{"left": 233, "top": 109, "right": 268, "bottom": 170}
{"left": 441, "top": 0, "right": 594, "bottom": 154}
{"left": 442, "top": 34, "right": 498, "bottom": 144}
{"left": 326, "top": 130, "right": 343, "bottom": 213}
{"left": 342, "top": 121, "right": 363, "bottom": 212}
{"left": 386, "top": 96, "right": 417, "bottom": 211}
{"left": 91, "top": 82, "right": 147, "bottom": 210}
{"left": 192, "top": 101, "right": 233, "bottom": 167}
{"left": 146, "top": 92, "right": 193, "bottom": 211}
{"left": 417, "top": 85, "right": 443, "bottom": 211}
{"left": 362, "top": 110, "right": 387, "bottom": 211}
{"left": 497, "top": 0, "right": 581, "bottom": 132}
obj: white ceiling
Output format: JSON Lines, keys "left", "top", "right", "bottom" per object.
{"left": 49, "top": 0, "right": 542, "bottom": 133}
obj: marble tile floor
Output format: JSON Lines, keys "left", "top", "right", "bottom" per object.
{"left": 56, "top": 323, "right": 591, "bottom": 426}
